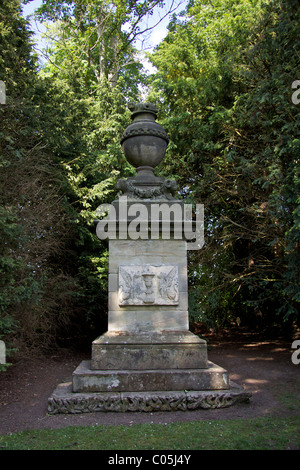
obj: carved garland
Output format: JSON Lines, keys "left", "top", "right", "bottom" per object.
{"left": 120, "top": 127, "right": 169, "bottom": 144}
{"left": 48, "top": 389, "right": 251, "bottom": 414}
{"left": 116, "top": 179, "right": 178, "bottom": 200}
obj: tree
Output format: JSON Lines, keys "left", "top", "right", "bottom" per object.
{"left": 27, "top": 0, "right": 187, "bottom": 343}
{"left": 148, "top": 0, "right": 300, "bottom": 332}
{"left": 0, "top": 0, "right": 79, "bottom": 352}
{"left": 35, "top": 0, "right": 185, "bottom": 87}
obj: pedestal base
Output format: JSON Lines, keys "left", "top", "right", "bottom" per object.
{"left": 73, "top": 360, "right": 228, "bottom": 392}
{"left": 91, "top": 331, "right": 208, "bottom": 370}
{"left": 48, "top": 356, "right": 251, "bottom": 414}
{"left": 48, "top": 381, "right": 251, "bottom": 414}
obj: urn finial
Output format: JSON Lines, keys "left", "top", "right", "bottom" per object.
{"left": 120, "top": 102, "right": 169, "bottom": 175}
{"left": 117, "top": 103, "right": 177, "bottom": 201}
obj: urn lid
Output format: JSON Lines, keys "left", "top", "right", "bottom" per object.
{"left": 128, "top": 102, "right": 158, "bottom": 118}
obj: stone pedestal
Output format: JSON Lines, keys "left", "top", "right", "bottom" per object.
{"left": 48, "top": 102, "right": 251, "bottom": 413}
{"left": 90, "top": 238, "right": 207, "bottom": 368}
{"left": 48, "top": 235, "right": 251, "bottom": 413}
{"left": 91, "top": 331, "right": 207, "bottom": 371}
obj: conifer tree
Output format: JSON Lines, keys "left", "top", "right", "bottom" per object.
{"left": 149, "top": 0, "right": 300, "bottom": 332}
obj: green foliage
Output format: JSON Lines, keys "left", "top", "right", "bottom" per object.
{"left": 1, "top": 0, "right": 299, "bottom": 354}
{"left": 0, "top": 0, "right": 80, "bottom": 351}
{"left": 35, "top": 0, "right": 159, "bottom": 89}
{"left": 149, "top": 0, "right": 300, "bottom": 331}
{"left": 34, "top": 76, "right": 136, "bottom": 341}
{"left": 23, "top": 1, "right": 149, "bottom": 344}
{"left": 1, "top": 0, "right": 157, "bottom": 354}
{"left": 0, "top": 0, "right": 37, "bottom": 93}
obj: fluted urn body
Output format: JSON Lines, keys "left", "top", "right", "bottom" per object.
{"left": 120, "top": 103, "right": 169, "bottom": 173}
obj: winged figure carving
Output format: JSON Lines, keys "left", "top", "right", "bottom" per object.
{"left": 158, "top": 266, "right": 179, "bottom": 302}
{"left": 119, "top": 267, "right": 132, "bottom": 302}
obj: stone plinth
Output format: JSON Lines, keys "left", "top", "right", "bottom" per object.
{"left": 0, "top": 340, "right": 5, "bottom": 364}
{"left": 48, "top": 229, "right": 251, "bottom": 413}
{"left": 90, "top": 238, "right": 208, "bottom": 375}
{"left": 91, "top": 331, "right": 207, "bottom": 370}
{"left": 48, "top": 382, "right": 251, "bottom": 414}
{"left": 48, "top": 102, "right": 251, "bottom": 413}
{"left": 73, "top": 360, "right": 229, "bottom": 393}
{"left": 107, "top": 239, "right": 189, "bottom": 333}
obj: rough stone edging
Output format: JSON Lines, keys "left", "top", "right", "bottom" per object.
{"left": 48, "top": 381, "right": 251, "bottom": 414}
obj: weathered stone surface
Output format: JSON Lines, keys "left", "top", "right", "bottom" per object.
{"left": 0, "top": 81, "right": 6, "bottom": 105}
{"left": 0, "top": 340, "right": 5, "bottom": 364}
{"left": 48, "top": 381, "right": 251, "bottom": 414}
{"left": 119, "top": 265, "right": 179, "bottom": 306}
{"left": 95, "top": 331, "right": 203, "bottom": 344}
{"left": 111, "top": 310, "right": 187, "bottom": 333}
{"left": 109, "top": 239, "right": 188, "bottom": 274}
{"left": 120, "top": 103, "right": 168, "bottom": 172}
{"left": 72, "top": 360, "right": 228, "bottom": 393}
{"left": 107, "top": 308, "right": 189, "bottom": 333}
{"left": 107, "top": 239, "right": 189, "bottom": 334}
{"left": 48, "top": 103, "right": 252, "bottom": 414}
{"left": 91, "top": 331, "right": 207, "bottom": 370}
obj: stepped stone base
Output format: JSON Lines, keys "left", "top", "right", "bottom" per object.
{"left": 91, "top": 331, "right": 208, "bottom": 370}
{"left": 48, "top": 357, "right": 252, "bottom": 414}
{"left": 73, "top": 360, "right": 229, "bottom": 393}
{"left": 48, "top": 381, "right": 251, "bottom": 414}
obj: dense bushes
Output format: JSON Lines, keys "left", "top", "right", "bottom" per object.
{"left": 1, "top": 0, "right": 299, "bottom": 357}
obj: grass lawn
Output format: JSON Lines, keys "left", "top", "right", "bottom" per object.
{"left": 0, "top": 416, "right": 299, "bottom": 450}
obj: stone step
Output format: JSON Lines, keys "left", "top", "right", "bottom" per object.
{"left": 91, "top": 331, "right": 208, "bottom": 370}
{"left": 72, "top": 360, "right": 229, "bottom": 393}
{"left": 48, "top": 381, "right": 251, "bottom": 414}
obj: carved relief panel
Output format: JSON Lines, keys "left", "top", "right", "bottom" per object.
{"left": 119, "top": 265, "right": 179, "bottom": 306}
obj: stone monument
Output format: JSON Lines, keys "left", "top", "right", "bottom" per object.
{"left": 0, "top": 340, "right": 6, "bottom": 365}
{"left": 0, "top": 80, "right": 6, "bottom": 105}
{"left": 48, "top": 103, "right": 251, "bottom": 413}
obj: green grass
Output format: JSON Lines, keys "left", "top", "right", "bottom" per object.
{"left": 277, "top": 392, "right": 300, "bottom": 411}
{"left": 0, "top": 416, "right": 299, "bottom": 450}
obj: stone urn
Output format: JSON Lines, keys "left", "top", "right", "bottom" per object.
{"left": 141, "top": 271, "right": 155, "bottom": 304}
{"left": 120, "top": 103, "right": 169, "bottom": 179}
